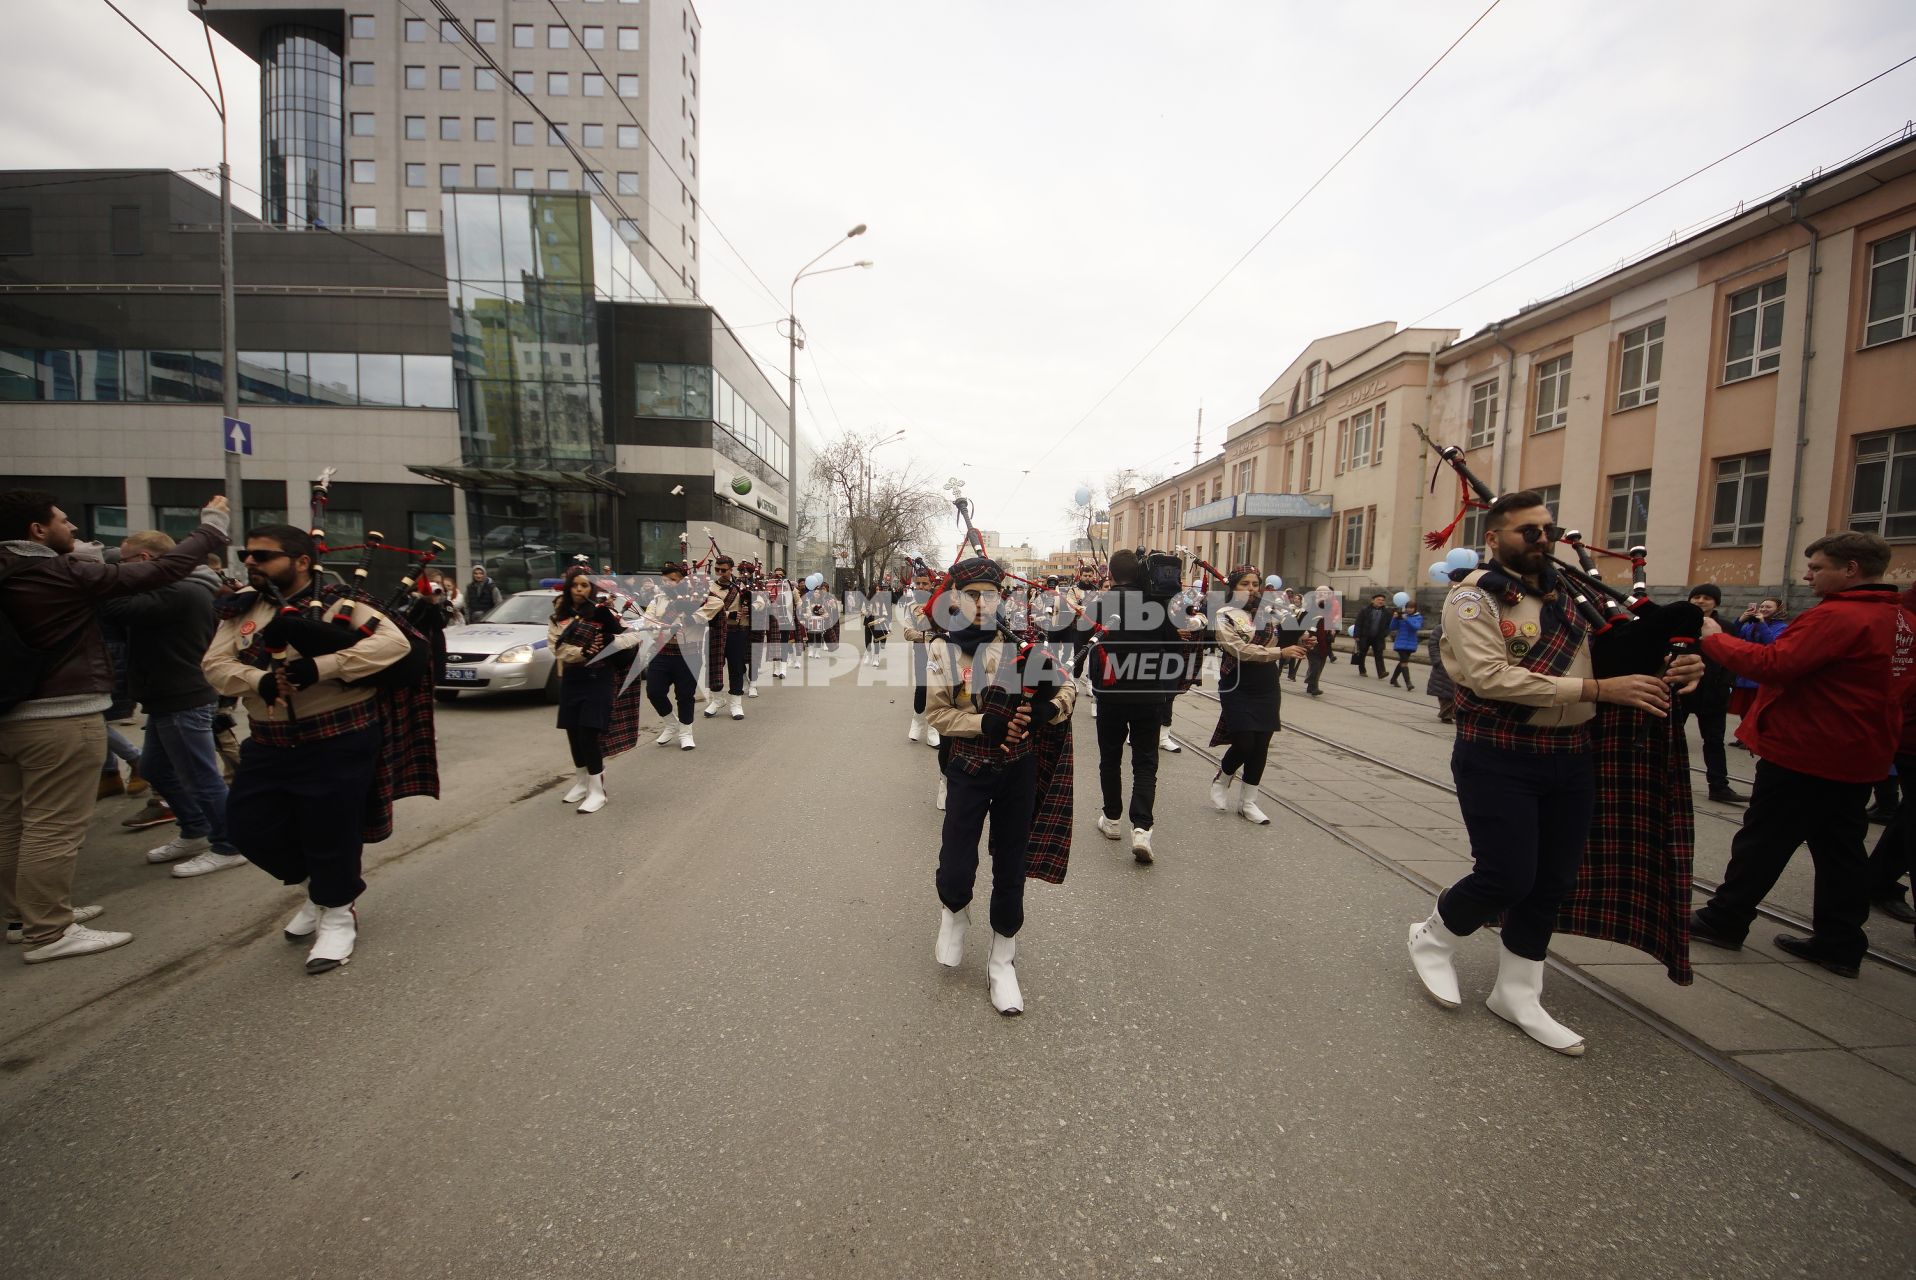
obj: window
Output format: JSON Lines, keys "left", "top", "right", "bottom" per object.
{"left": 1616, "top": 320, "right": 1663, "bottom": 410}
{"left": 618, "top": 74, "right": 639, "bottom": 97}
{"left": 439, "top": 116, "right": 460, "bottom": 140}
{"left": 474, "top": 19, "right": 496, "bottom": 43}
{"left": 513, "top": 168, "right": 534, "bottom": 189}
{"left": 1709, "top": 454, "right": 1770, "bottom": 546}
{"left": 582, "top": 123, "right": 603, "bottom": 147}
{"left": 547, "top": 169, "right": 571, "bottom": 189}
{"left": 513, "top": 121, "right": 535, "bottom": 145}
{"left": 475, "top": 67, "right": 496, "bottom": 91}
{"left": 583, "top": 73, "right": 605, "bottom": 97}
{"left": 350, "top": 61, "right": 374, "bottom": 85}
{"left": 1306, "top": 362, "right": 1324, "bottom": 406}
{"left": 1533, "top": 354, "right": 1570, "bottom": 432}
{"left": 512, "top": 24, "right": 534, "bottom": 47}
{"left": 405, "top": 162, "right": 426, "bottom": 188}
{"left": 1724, "top": 280, "right": 1786, "bottom": 382}
{"left": 583, "top": 170, "right": 606, "bottom": 195}
{"left": 583, "top": 25, "right": 605, "bottom": 48}
{"left": 1849, "top": 428, "right": 1916, "bottom": 538}
{"left": 1349, "top": 407, "right": 1375, "bottom": 469}
{"left": 1339, "top": 509, "right": 1368, "bottom": 569}
{"left": 635, "top": 363, "right": 712, "bottom": 417}
{"left": 547, "top": 122, "right": 569, "bottom": 145}
{"left": 618, "top": 26, "right": 640, "bottom": 50}
{"left": 617, "top": 171, "right": 640, "bottom": 195}
{"left": 110, "top": 206, "right": 140, "bottom": 255}
{"left": 548, "top": 25, "right": 570, "bottom": 48}
{"left": 1865, "top": 232, "right": 1916, "bottom": 347}
{"left": 405, "top": 65, "right": 425, "bottom": 89}
{"left": 350, "top": 206, "right": 377, "bottom": 229}
{"left": 548, "top": 72, "right": 570, "bottom": 96}
{"left": 617, "top": 124, "right": 639, "bottom": 148}
{"left": 349, "top": 112, "right": 375, "bottom": 137}
{"left": 439, "top": 20, "right": 460, "bottom": 43}
{"left": 475, "top": 116, "right": 497, "bottom": 142}
{"left": 404, "top": 115, "right": 426, "bottom": 140}
{"left": 404, "top": 17, "right": 427, "bottom": 41}
{"left": 1468, "top": 380, "right": 1498, "bottom": 449}
{"left": 474, "top": 164, "right": 498, "bottom": 187}
{"left": 512, "top": 70, "right": 534, "bottom": 94}
{"left": 351, "top": 159, "right": 376, "bottom": 183}
{"left": 1606, "top": 472, "right": 1651, "bottom": 551}
{"left": 440, "top": 164, "right": 461, "bottom": 187}
{"left": 440, "top": 66, "right": 461, "bottom": 90}
{"left": 350, "top": 14, "right": 375, "bottom": 39}
{"left": 406, "top": 209, "right": 429, "bottom": 232}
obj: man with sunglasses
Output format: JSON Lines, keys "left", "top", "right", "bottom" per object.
{"left": 924, "top": 556, "right": 1076, "bottom": 1015}
{"left": 203, "top": 525, "right": 417, "bottom": 975}
{"left": 1408, "top": 491, "right": 1693, "bottom": 1055}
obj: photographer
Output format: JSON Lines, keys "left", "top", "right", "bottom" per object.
{"left": 1676, "top": 584, "right": 1742, "bottom": 804}
{"left": 1085, "top": 550, "right": 1187, "bottom": 863}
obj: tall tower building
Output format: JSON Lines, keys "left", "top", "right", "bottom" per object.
{"left": 194, "top": 1, "right": 702, "bottom": 297}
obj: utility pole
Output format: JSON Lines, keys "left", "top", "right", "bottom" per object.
{"left": 1193, "top": 401, "right": 1203, "bottom": 467}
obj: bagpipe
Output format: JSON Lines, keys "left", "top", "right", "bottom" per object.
{"left": 1413, "top": 423, "right": 1700, "bottom": 678}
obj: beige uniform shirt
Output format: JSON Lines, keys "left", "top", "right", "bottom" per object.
{"left": 203, "top": 592, "right": 412, "bottom": 726}
{"left": 925, "top": 640, "right": 1078, "bottom": 739}
{"left": 1438, "top": 569, "right": 1594, "bottom": 728}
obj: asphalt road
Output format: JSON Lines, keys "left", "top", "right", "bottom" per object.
{"left": 2, "top": 661, "right": 1913, "bottom": 1278}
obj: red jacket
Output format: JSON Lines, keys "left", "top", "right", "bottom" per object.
{"left": 1701, "top": 584, "right": 1916, "bottom": 782}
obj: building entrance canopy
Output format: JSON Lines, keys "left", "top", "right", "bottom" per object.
{"left": 408, "top": 463, "right": 623, "bottom": 494}
{"left": 1182, "top": 492, "right": 1333, "bottom": 533}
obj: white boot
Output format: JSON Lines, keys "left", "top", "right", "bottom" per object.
{"left": 283, "top": 899, "right": 320, "bottom": 942}
{"left": 773, "top": 660, "right": 785, "bottom": 680}
{"left": 1407, "top": 907, "right": 1464, "bottom": 1008}
{"left": 576, "top": 773, "right": 608, "bottom": 814}
{"left": 1239, "top": 787, "right": 1271, "bottom": 825}
{"left": 935, "top": 906, "right": 968, "bottom": 967}
{"left": 305, "top": 904, "right": 356, "bottom": 975}
{"left": 987, "top": 931, "right": 1023, "bottom": 1015}
{"left": 909, "top": 715, "right": 923, "bottom": 742}
{"left": 703, "top": 694, "right": 721, "bottom": 718}
{"left": 747, "top": 679, "right": 759, "bottom": 698}
{"left": 926, "top": 725, "right": 941, "bottom": 748}
{"left": 1485, "top": 947, "right": 1585, "bottom": 1056}
{"left": 1159, "top": 729, "right": 1180, "bottom": 754}
{"left": 678, "top": 724, "right": 696, "bottom": 750}
{"left": 936, "top": 775, "right": 947, "bottom": 811}
{"left": 1210, "top": 772, "right": 1232, "bottom": 812}
{"left": 561, "top": 768, "right": 590, "bottom": 804}
{"left": 656, "top": 724, "right": 676, "bottom": 746}
{"left": 729, "top": 694, "right": 745, "bottom": 720}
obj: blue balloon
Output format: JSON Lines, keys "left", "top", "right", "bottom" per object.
{"left": 1445, "top": 547, "right": 1480, "bottom": 570}
{"left": 1265, "top": 574, "right": 1283, "bottom": 591}
{"left": 1393, "top": 591, "right": 1411, "bottom": 608}
{"left": 1427, "top": 560, "right": 1452, "bottom": 584}
{"left": 1073, "top": 485, "right": 1094, "bottom": 508}
{"left": 805, "top": 572, "right": 825, "bottom": 590}
{"left": 1346, "top": 624, "right": 1356, "bottom": 637}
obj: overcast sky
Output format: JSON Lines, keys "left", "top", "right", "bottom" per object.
{"left": 9, "top": 1, "right": 1916, "bottom": 555}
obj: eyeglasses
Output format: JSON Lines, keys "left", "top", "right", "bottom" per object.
{"left": 1508, "top": 524, "right": 1564, "bottom": 545}
{"left": 960, "top": 588, "right": 1002, "bottom": 602}
{"left": 238, "top": 549, "right": 289, "bottom": 563}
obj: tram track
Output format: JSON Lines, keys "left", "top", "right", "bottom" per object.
{"left": 1168, "top": 709, "right": 1916, "bottom": 1195}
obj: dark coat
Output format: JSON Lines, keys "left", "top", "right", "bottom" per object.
{"left": 97, "top": 567, "right": 222, "bottom": 714}
{"left": 1424, "top": 625, "right": 1455, "bottom": 701}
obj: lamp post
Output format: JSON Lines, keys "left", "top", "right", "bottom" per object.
{"left": 786, "top": 223, "right": 870, "bottom": 572}
{"left": 863, "top": 427, "right": 906, "bottom": 509}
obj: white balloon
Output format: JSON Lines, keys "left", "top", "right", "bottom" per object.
{"left": 1073, "top": 485, "right": 1094, "bottom": 507}
{"left": 1428, "top": 560, "right": 1452, "bottom": 584}
{"left": 1393, "top": 591, "right": 1411, "bottom": 608}
{"left": 1445, "top": 547, "right": 1480, "bottom": 570}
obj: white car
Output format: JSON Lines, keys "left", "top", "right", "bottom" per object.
{"left": 436, "top": 590, "right": 561, "bottom": 702}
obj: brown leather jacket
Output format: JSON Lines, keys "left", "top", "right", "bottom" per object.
{"left": 0, "top": 515, "right": 229, "bottom": 713}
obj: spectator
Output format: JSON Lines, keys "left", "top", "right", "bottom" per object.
{"left": 1677, "top": 584, "right": 1743, "bottom": 804}
{"left": 0, "top": 489, "right": 229, "bottom": 963}
{"left": 99, "top": 531, "right": 245, "bottom": 878}
{"left": 1388, "top": 602, "right": 1423, "bottom": 689}
{"left": 1865, "top": 581, "right": 1916, "bottom": 926}
{"left": 1725, "top": 597, "right": 1787, "bottom": 732}
{"left": 1352, "top": 592, "right": 1392, "bottom": 679}
{"left": 464, "top": 566, "right": 499, "bottom": 622}
{"left": 1424, "top": 621, "right": 1455, "bottom": 723}
{"left": 1691, "top": 532, "right": 1916, "bottom": 978}
{"left": 1302, "top": 585, "right": 1341, "bottom": 697}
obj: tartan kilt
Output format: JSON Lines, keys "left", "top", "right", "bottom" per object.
{"left": 601, "top": 650, "right": 646, "bottom": 759}
{"left": 705, "top": 620, "right": 727, "bottom": 687}
{"left": 365, "top": 656, "right": 441, "bottom": 844}
{"left": 1025, "top": 720, "right": 1075, "bottom": 884}
{"left": 1556, "top": 705, "right": 1696, "bottom": 984}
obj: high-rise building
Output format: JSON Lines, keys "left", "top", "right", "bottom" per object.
{"left": 195, "top": 1, "right": 702, "bottom": 297}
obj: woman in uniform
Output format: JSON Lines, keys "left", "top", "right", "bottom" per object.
{"left": 1208, "top": 567, "right": 1313, "bottom": 824}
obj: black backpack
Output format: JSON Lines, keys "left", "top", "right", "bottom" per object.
{"left": 0, "top": 558, "right": 59, "bottom": 714}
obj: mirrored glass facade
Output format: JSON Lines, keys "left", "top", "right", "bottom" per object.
{"left": 261, "top": 26, "right": 344, "bottom": 228}
{"left": 0, "top": 348, "right": 452, "bottom": 407}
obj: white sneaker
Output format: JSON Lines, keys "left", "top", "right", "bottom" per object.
{"left": 284, "top": 900, "right": 321, "bottom": 941}
{"left": 23, "top": 922, "right": 133, "bottom": 964}
{"left": 562, "top": 768, "right": 590, "bottom": 803}
{"left": 306, "top": 904, "right": 357, "bottom": 975}
{"left": 935, "top": 906, "right": 968, "bottom": 967}
{"left": 656, "top": 725, "right": 676, "bottom": 746}
{"left": 987, "top": 931, "right": 1023, "bottom": 1015}
{"left": 679, "top": 725, "right": 696, "bottom": 750}
{"left": 908, "top": 715, "right": 923, "bottom": 742}
{"left": 146, "top": 834, "right": 211, "bottom": 864}
{"left": 926, "top": 726, "right": 941, "bottom": 748}
{"left": 577, "top": 773, "right": 608, "bottom": 814}
{"left": 1096, "top": 814, "right": 1123, "bottom": 840}
{"left": 1239, "top": 794, "right": 1271, "bottom": 825}
{"left": 6, "top": 905, "right": 103, "bottom": 944}
{"left": 1131, "top": 827, "right": 1154, "bottom": 865}
{"left": 747, "top": 682, "right": 759, "bottom": 698}
{"left": 1210, "top": 773, "right": 1232, "bottom": 812}
{"left": 1159, "top": 730, "right": 1180, "bottom": 753}
{"left": 703, "top": 696, "right": 721, "bottom": 718}
{"left": 171, "top": 850, "right": 248, "bottom": 878}
{"left": 730, "top": 694, "right": 744, "bottom": 720}
{"left": 936, "top": 775, "right": 947, "bottom": 811}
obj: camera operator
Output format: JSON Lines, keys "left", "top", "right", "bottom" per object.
{"left": 1085, "top": 550, "right": 1187, "bottom": 863}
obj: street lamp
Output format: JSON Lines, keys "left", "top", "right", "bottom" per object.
{"left": 863, "top": 427, "right": 906, "bottom": 508}
{"left": 786, "top": 224, "right": 870, "bottom": 571}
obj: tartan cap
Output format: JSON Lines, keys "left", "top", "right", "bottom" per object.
{"left": 949, "top": 556, "right": 1003, "bottom": 588}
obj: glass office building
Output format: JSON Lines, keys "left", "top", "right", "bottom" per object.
{"left": 260, "top": 26, "right": 345, "bottom": 229}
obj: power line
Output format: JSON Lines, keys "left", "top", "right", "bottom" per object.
{"left": 1409, "top": 51, "right": 1916, "bottom": 328}
{"left": 1012, "top": 0, "right": 1505, "bottom": 491}
{"left": 95, "top": 0, "right": 222, "bottom": 121}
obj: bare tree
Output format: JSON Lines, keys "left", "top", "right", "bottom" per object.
{"left": 812, "top": 431, "right": 944, "bottom": 590}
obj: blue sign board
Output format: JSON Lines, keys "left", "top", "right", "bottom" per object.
{"left": 223, "top": 417, "right": 252, "bottom": 456}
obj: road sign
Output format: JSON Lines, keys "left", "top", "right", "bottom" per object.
{"left": 223, "top": 417, "right": 252, "bottom": 456}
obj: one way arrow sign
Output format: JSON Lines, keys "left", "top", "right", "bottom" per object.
{"left": 223, "top": 417, "right": 253, "bottom": 457}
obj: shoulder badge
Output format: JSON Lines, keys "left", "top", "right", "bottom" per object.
{"left": 239, "top": 620, "right": 256, "bottom": 637}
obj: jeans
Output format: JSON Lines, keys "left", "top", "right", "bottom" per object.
{"left": 140, "top": 703, "right": 234, "bottom": 852}
{"left": 102, "top": 721, "right": 140, "bottom": 775}
{"left": 1441, "top": 737, "right": 1597, "bottom": 961}
{"left": 1676, "top": 703, "right": 1730, "bottom": 790}
{"left": 1697, "top": 758, "right": 1872, "bottom": 965}
{"left": 0, "top": 715, "right": 107, "bottom": 944}
{"left": 1094, "top": 700, "right": 1161, "bottom": 829}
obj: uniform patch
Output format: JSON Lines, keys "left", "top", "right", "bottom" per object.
{"left": 1520, "top": 621, "right": 1540, "bottom": 638}
{"left": 239, "top": 620, "right": 256, "bottom": 637}
{"left": 1508, "top": 639, "right": 1531, "bottom": 659}
{"left": 1499, "top": 620, "right": 1518, "bottom": 639}
{"left": 1455, "top": 601, "right": 1480, "bottom": 621}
